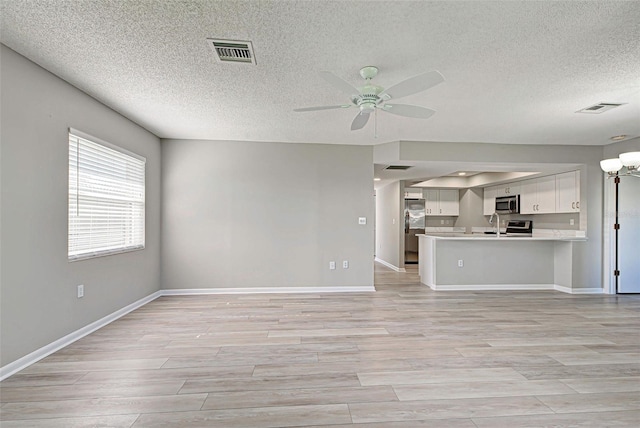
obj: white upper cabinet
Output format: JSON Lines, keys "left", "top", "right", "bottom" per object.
{"left": 424, "top": 189, "right": 459, "bottom": 216}
{"left": 555, "top": 171, "right": 580, "bottom": 213}
{"left": 483, "top": 186, "right": 497, "bottom": 215}
{"left": 520, "top": 179, "right": 536, "bottom": 214}
{"left": 495, "top": 183, "right": 520, "bottom": 197}
{"left": 483, "top": 171, "right": 579, "bottom": 216}
{"left": 438, "top": 189, "right": 460, "bottom": 216}
{"left": 424, "top": 189, "right": 439, "bottom": 215}
{"left": 520, "top": 175, "right": 556, "bottom": 214}
{"left": 404, "top": 188, "right": 423, "bottom": 199}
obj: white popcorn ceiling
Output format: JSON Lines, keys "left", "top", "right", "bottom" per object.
{"left": 1, "top": 0, "right": 639, "bottom": 146}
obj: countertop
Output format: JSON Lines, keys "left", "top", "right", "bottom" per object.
{"left": 418, "top": 233, "right": 587, "bottom": 242}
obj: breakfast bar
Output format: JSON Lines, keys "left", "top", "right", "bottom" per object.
{"left": 418, "top": 234, "right": 587, "bottom": 292}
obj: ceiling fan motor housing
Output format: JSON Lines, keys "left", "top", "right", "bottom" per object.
{"left": 353, "top": 83, "right": 384, "bottom": 112}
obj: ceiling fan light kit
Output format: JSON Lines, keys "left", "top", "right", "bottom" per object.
{"left": 294, "top": 66, "right": 444, "bottom": 131}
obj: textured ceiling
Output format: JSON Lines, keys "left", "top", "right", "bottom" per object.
{"left": 1, "top": 0, "right": 639, "bottom": 146}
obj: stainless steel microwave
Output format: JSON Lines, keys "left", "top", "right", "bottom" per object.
{"left": 495, "top": 195, "right": 520, "bottom": 214}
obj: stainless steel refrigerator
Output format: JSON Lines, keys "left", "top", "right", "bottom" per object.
{"left": 404, "top": 199, "right": 426, "bottom": 264}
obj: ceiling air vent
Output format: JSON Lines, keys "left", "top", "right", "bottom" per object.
{"left": 576, "top": 102, "right": 625, "bottom": 114}
{"left": 207, "top": 39, "right": 256, "bottom": 65}
{"left": 385, "top": 165, "right": 413, "bottom": 170}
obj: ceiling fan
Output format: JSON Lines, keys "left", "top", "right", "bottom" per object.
{"left": 293, "top": 66, "right": 444, "bottom": 131}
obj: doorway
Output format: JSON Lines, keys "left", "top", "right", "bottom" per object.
{"left": 604, "top": 174, "right": 640, "bottom": 294}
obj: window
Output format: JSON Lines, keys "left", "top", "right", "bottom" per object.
{"left": 68, "top": 130, "right": 146, "bottom": 260}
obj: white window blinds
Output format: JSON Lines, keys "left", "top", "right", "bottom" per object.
{"left": 68, "top": 131, "right": 146, "bottom": 261}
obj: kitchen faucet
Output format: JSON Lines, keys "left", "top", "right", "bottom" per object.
{"left": 489, "top": 212, "right": 500, "bottom": 237}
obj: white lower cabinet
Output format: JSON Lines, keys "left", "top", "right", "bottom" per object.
{"left": 520, "top": 176, "right": 556, "bottom": 214}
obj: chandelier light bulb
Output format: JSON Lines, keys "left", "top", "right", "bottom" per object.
{"left": 600, "top": 158, "right": 623, "bottom": 173}
{"left": 619, "top": 151, "right": 640, "bottom": 168}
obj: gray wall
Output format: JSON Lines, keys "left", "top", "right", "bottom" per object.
{"left": 0, "top": 46, "right": 162, "bottom": 366}
{"left": 455, "top": 188, "right": 486, "bottom": 232}
{"left": 374, "top": 182, "right": 403, "bottom": 269}
{"left": 161, "top": 139, "right": 374, "bottom": 289}
{"left": 603, "top": 137, "right": 640, "bottom": 158}
{"left": 436, "top": 240, "right": 555, "bottom": 285}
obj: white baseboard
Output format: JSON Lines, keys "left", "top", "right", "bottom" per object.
{"left": 554, "top": 285, "right": 603, "bottom": 294}
{"left": 0, "top": 291, "right": 162, "bottom": 382}
{"left": 162, "top": 286, "right": 376, "bottom": 295}
{"left": 427, "top": 283, "right": 555, "bottom": 291}
{"left": 425, "top": 283, "right": 604, "bottom": 294}
{"left": 374, "top": 257, "right": 406, "bottom": 272}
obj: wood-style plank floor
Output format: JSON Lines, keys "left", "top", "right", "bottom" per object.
{"left": 2, "top": 263, "right": 640, "bottom": 427}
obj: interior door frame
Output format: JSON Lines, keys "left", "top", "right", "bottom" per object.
{"left": 602, "top": 173, "right": 640, "bottom": 294}
{"left": 602, "top": 175, "right": 616, "bottom": 294}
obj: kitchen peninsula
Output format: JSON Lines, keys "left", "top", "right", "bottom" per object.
{"left": 418, "top": 233, "right": 588, "bottom": 293}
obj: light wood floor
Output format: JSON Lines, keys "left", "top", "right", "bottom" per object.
{"left": 1, "top": 263, "right": 640, "bottom": 427}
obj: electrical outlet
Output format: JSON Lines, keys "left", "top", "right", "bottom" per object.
{"left": 440, "top": 220, "right": 444, "bottom": 225}
{"left": 359, "top": 217, "right": 367, "bottom": 225}
{"left": 570, "top": 219, "right": 575, "bottom": 225}
{"left": 343, "top": 260, "right": 349, "bottom": 269}
{"left": 77, "top": 284, "right": 84, "bottom": 298}
{"left": 329, "top": 261, "right": 336, "bottom": 270}
{"left": 458, "top": 260, "right": 464, "bottom": 268}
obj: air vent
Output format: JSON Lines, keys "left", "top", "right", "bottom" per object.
{"left": 207, "top": 39, "right": 256, "bottom": 65}
{"left": 385, "top": 165, "right": 412, "bottom": 170}
{"left": 576, "top": 102, "right": 625, "bottom": 114}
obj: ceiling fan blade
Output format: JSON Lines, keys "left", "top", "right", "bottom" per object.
{"left": 293, "top": 105, "right": 350, "bottom": 112}
{"left": 382, "top": 104, "right": 436, "bottom": 119}
{"left": 319, "top": 71, "right": 359, "bottom": 96}
{"left": 351, "top": 111, "right": 370, "bottom": 130}
{"left": 380, "top": 70, "right": 444, "bottom": 100}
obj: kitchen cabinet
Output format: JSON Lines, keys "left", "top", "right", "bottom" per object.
{"left": 424, "top": 189, "right": 438, "bottom": 215}
{"left": 439, "top": 189, "right": 460, "bottom": 215}
{"left": 424, "top": 189, "right": 459, "bottom": 216}
{"left": 520, "top": 175, "right": 556, "bottom": 214}
{"left": 556, "top": 171, "right": 580, "bottom": 213}
{"left": 404, "top": 188, "right": 423, "bottom": 199}
{"left": 495, "top": 183, "right": 520, "bottom": 197}
{"left": 483, "top": 186, "right": 497, "bottom": 215}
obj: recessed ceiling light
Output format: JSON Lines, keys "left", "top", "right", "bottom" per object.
{"left": 458, "top": 172, "right": 467, "bottom": 176}
{"left": 610, "top": 135, "right": 627, "bottom": 141}
{"left": 374, "top": 178, "right": 381, "bottom": 181}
